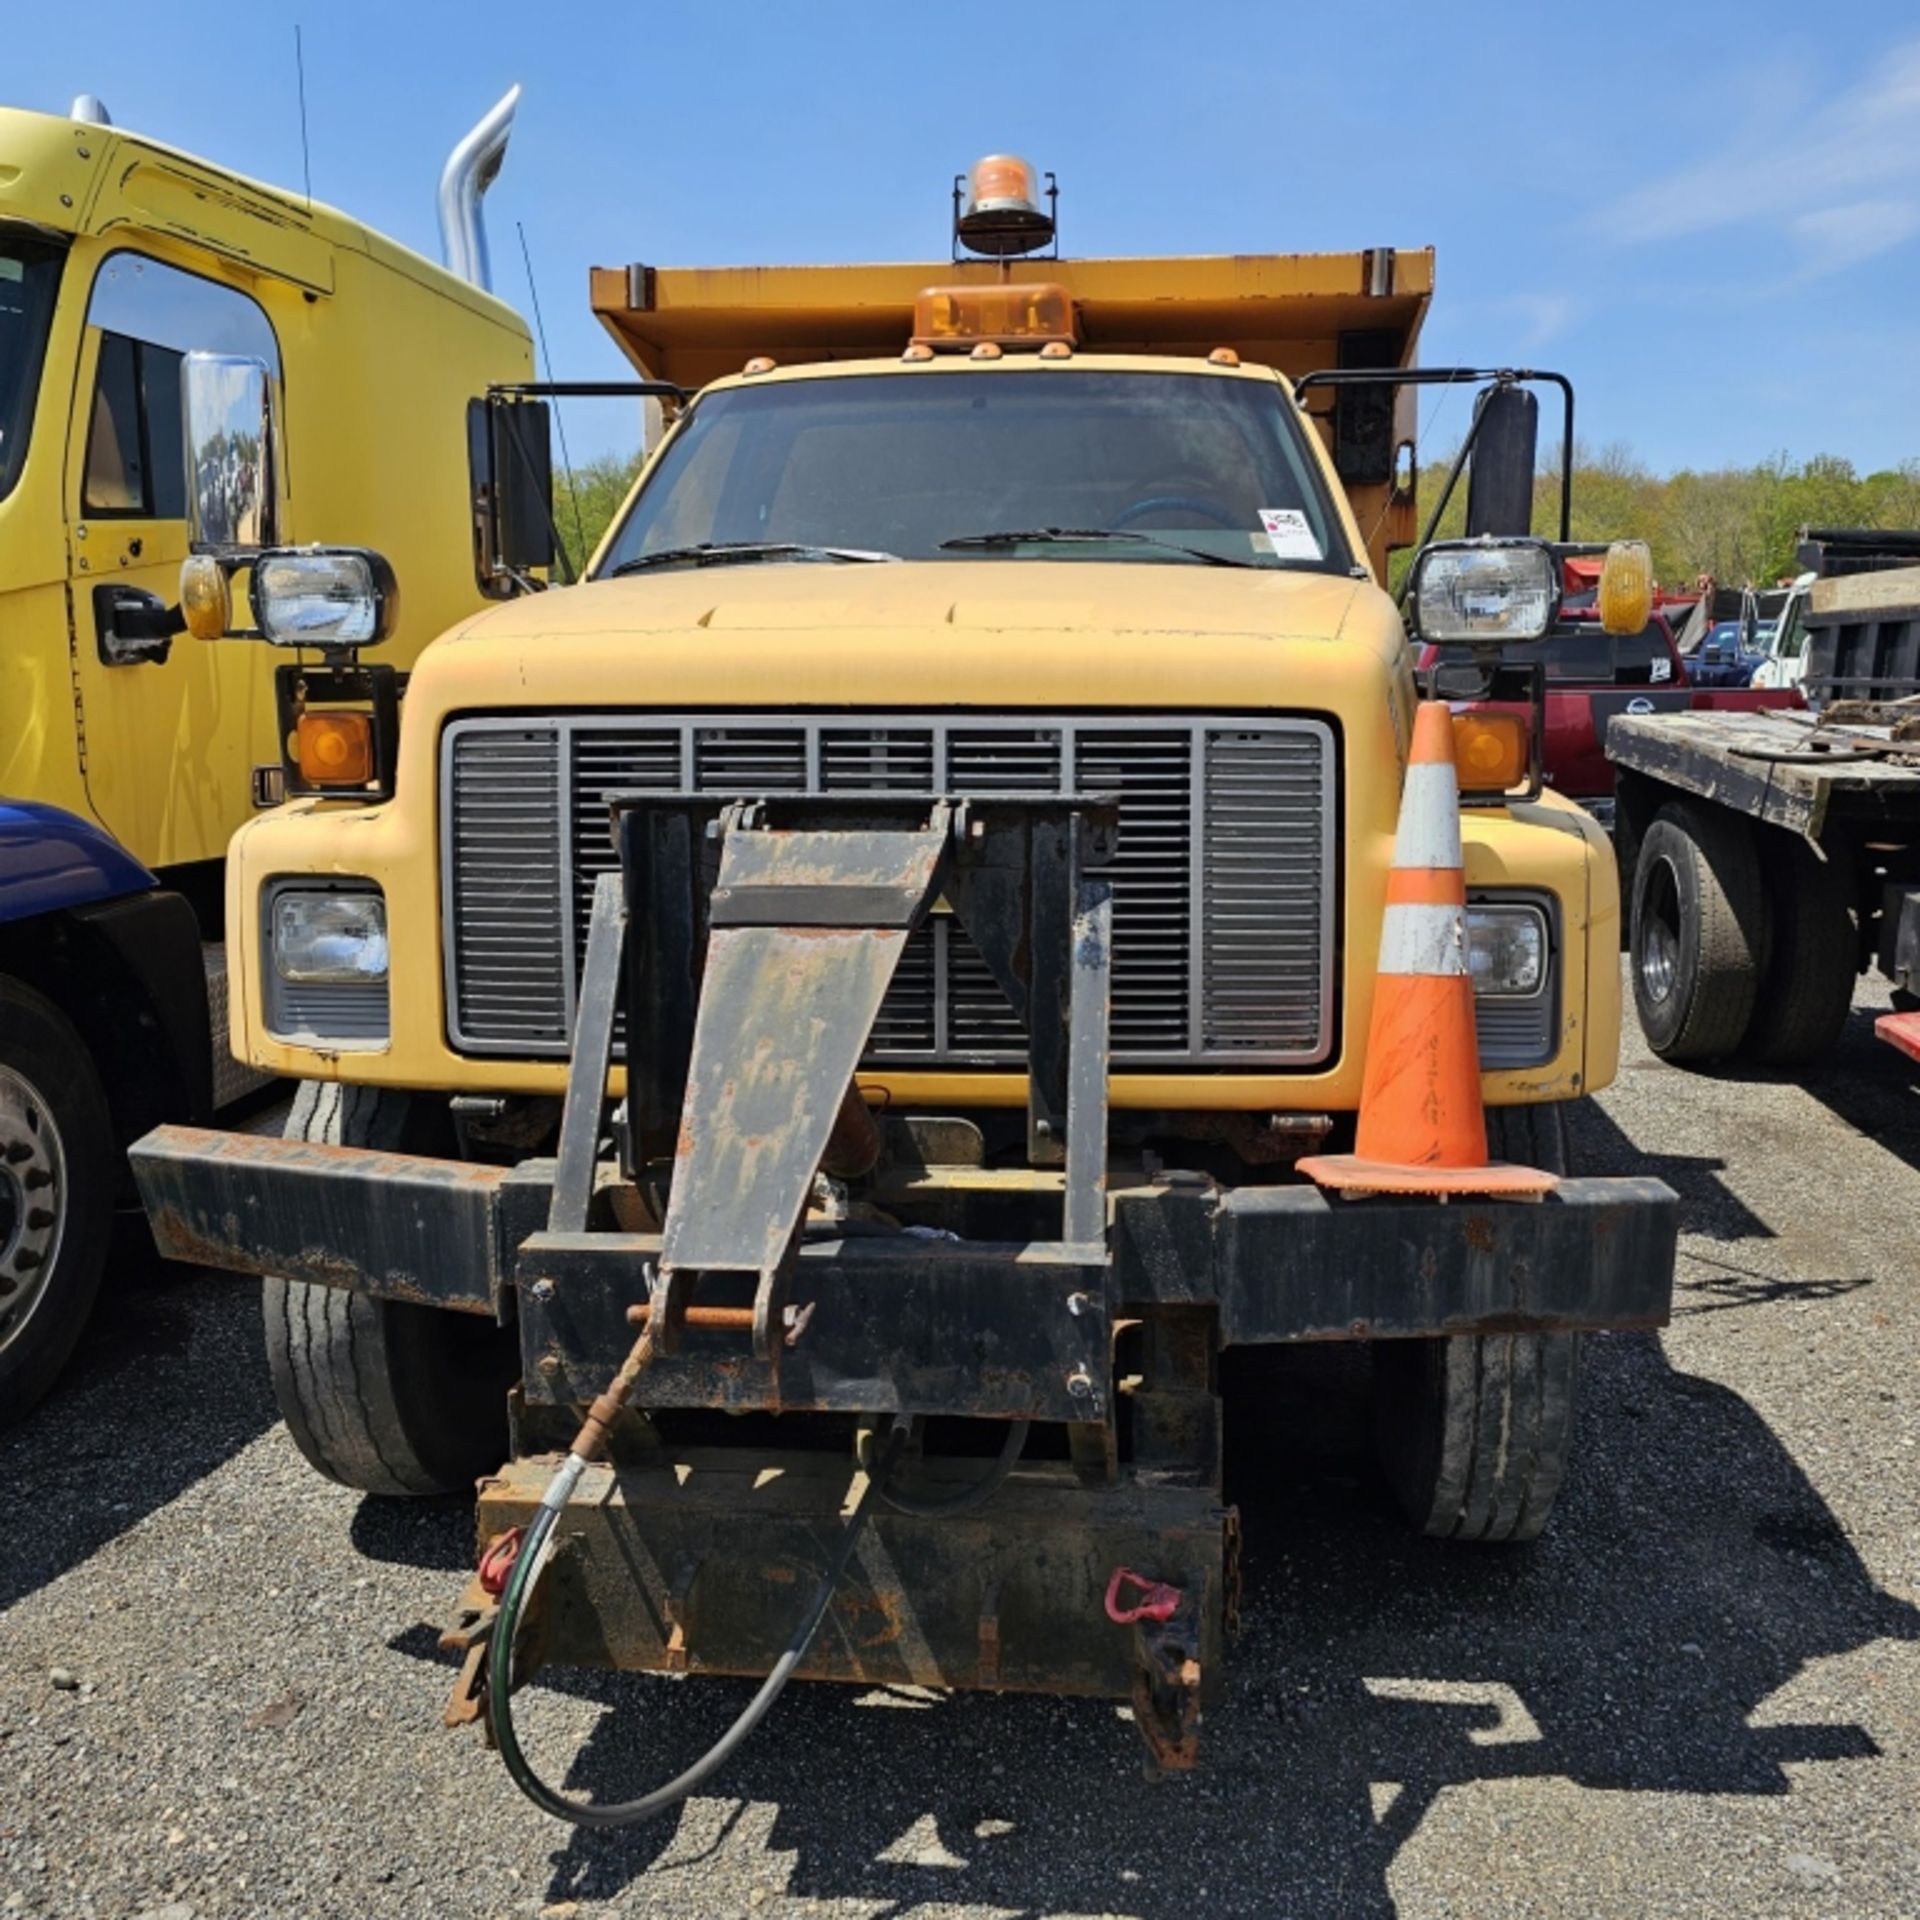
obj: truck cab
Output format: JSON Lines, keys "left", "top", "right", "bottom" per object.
{"left": 0, "top": 97, "right": 533, "bottom": 1419}
{"left": 133, "top": 165, "right": 1677, "bottom": 1776}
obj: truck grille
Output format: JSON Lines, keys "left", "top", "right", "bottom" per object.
{"left": 441, "top": 715, "right": 1338, "bottom": 1066}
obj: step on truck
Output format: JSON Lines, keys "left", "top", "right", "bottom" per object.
{"left": 0, "top": 91, "right": 533, "bottom": 1418}
{"left": 131, "top": 159, "right": 1678, "bottom": 1802}
{"left": 1608, "top": 528, "right": 1920, "bottom": 1068}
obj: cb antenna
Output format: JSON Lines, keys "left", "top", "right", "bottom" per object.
{"left": 518, "top": 219, "right": 587, "bottom": 580}
{"left": 294, "top": 25, "right": 313, "bottom": 213}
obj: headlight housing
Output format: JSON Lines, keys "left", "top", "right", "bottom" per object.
{"left": 1411, "top": 538, "right": 1558, "bottom": 645}
{"left": 249, "top": 547, "right": 398, "bottom": 648}
{"left": 272, "top": 887, "right": 389, "bottom": 984}
{"left": 1466, "top": 902, "right": 1547, "bottom": 998}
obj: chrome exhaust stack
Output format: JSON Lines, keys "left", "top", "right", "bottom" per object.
{"left": 437, "top": 84, "right": 520, "bottom": 292}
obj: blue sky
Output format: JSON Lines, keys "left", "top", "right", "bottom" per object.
{"left": 12, "top": 0, "right": 1920, "bottom": 474}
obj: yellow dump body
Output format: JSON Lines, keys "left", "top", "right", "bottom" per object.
{"left": 590, "top": 249, "right": 1433, "bottom": 580}
{"left": 0, "top": 107, "right": 532, "bottom": 872}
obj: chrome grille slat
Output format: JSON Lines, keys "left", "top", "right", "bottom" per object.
{"left": 443, "top": 714, "right": 1337, "bottom": 1066}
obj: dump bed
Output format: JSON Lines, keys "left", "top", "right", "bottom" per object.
{"left": 589, "top": 247, "right": 1435, "bottom": 572}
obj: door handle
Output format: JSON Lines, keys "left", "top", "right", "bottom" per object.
{"left": 92, "top": 584, "right": 185, "bottom": 667}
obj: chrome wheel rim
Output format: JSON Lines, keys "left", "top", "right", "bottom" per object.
{"left": 1639, "top": 857, "right": 1681, "bottom": 1007}
{"left": 0, "top": 1063, "right": 65, "bottom": 1356}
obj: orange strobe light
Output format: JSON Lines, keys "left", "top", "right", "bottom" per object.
{"left": 295, "top": 710, "right": 375, "bottom": 787}
{"left": 1298, "top": 703, "right": 1557, "bottom": 1198}
{"left": 956, "top": 154, "right": 1056, "bottom": 256}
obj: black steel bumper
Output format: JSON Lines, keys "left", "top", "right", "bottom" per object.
{"left": 132, "top": 1124, "right": 1676, "bottom": 1424}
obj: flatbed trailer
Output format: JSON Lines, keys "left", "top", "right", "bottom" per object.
{"left": 1607, "top": 555, "right": 1920, "bottom": 1068}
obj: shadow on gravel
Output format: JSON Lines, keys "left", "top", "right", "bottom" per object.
{"left": 0, "top": 1219, "right": 276, "bottom": 1613}
{"left": 381, "top": 1335, "right": 1918, "bottom": 1919}
{"left": 1567, "top": 1099, "right": 1779, "bottom": 1243}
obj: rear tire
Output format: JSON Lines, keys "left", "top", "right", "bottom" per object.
{"left": 1741, "top": 834, "right": 1856, "bottom": 1066}
{"left": 264, "top": 1081, "right": 517, "bottom": 1495}
{"left": 0, "top": 980, "right": 114, "bottom": 1429}
{"left": 1372, "top": 1102, "right": 1581, "bottom": 1544}
{"left": 1631, "top": 801, "right": 1769, "bottom": 1062}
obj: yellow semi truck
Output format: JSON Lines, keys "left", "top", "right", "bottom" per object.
{"left": 0, "top": 93, "right": 532, "bottom": 1420}
{"left": 134, "top": 159, "right": 1677, "bottom": 1800}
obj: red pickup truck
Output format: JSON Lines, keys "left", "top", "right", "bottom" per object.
{"left": 1420, "top": 612, "right": 1804, "bottom": 828}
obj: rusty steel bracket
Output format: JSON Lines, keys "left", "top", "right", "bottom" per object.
{"left": 648, "top": 799, "right": 955, "bottom": 1361}
{"left": 1107, "top": 1565, "right": 1207, "bottom": 1775}
{"left": 438, "top": 1571, "right": 499, "bottom": 1737}
{"left": 439, "top": 1528, "right": 555, "bottom": 1741}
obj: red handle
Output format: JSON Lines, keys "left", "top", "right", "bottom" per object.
{"left": 478, "top": 1526, "right": 525, "bottom": 1598}
{"left": 1104, "top": 1566, "right": 1182, "bottom": 1625}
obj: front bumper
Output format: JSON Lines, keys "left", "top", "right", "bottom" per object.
{"left": 132, "top": 1126, "right": 1677, "bottom": 1423}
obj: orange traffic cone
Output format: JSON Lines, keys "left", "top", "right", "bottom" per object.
{"left": 1298, "top": 702, "right": 1557, "bottom": 1199}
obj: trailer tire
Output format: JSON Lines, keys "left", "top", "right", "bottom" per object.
{"left": 264, "top": 1081, "right": 517, "bottom": 1496}
{"left": 0, "top": 979, "right": 115, "bottom": 1430}
{"left": 1372, "top": 1102, "right": 1581, "bottom": 1544}
{"left": 1741, "top": 834, "right": 1857, "bottom": 1067}
{"left": 1631, "top": 801, "right": 1769, "bottom": 1062}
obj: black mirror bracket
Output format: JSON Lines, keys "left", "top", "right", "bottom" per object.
{"left": 93, "top": 584, "right": 185, "bottom": 666}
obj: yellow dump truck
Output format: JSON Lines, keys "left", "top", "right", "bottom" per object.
{"left": 0, "top": 92, "right": 531, "bottom": 1420}
{"left": 133, "top": 160, "right": 1677, "bottom": 1802}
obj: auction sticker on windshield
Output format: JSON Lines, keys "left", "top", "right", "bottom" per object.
{"left": 1259, "top": 508, "right": 1322, "bottom": 560}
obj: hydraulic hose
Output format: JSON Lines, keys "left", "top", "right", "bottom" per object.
{"left": 487, "top": 1335, "right": 907, "bottom": 1829}
{"left": 859, "top": 1415, "right": 1031, "bottom": 1518}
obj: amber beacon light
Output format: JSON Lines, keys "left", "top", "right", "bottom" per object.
{"left": 954, "top": 154, "right": 1058, "bottom": 257}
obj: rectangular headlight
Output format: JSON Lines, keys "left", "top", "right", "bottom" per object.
{"left": 272, "top": 887, "right": 389, "bottom": 984}
{"left": 1413, "top": 540, "right": 1557, "bottom": 644}
{"left": 249, "top": 548, "right": 397, "bottom": 648}
{"left": 1467, "top": 903, "right": 1546, "bottom": 998}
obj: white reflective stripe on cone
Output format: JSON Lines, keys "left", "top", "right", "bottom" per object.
{"left": 1379, "top": 901, "right": 1470, "bottom": 976}
{"left": 1392, "top": 762, "right": 1464, "bottom": 871}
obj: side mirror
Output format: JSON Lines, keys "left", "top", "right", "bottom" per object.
{"left": 1407, "top": 537, "right": 1559, "bottom": 647}
{"left": 468, "top": 395, "right": 555, "bottom": 592}
{"left": 1464, "top": 385, "right": 1538, "bottom": 539}
{"left": 182, "top": 352, "right": 280, "bottom": 552}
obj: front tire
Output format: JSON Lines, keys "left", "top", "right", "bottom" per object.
{"left": 264, "top": 1081, "right": 517, "bottom": 1495}
{"left": 0, "top": 980, "right": 114, "bottom": 1429}
{"left": 1372, "top": 1102, "right": 1582, "bottom": 1544}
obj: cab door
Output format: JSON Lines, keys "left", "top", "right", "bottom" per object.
{"left": 64, "top": 248, "right": 285, "bottom": 873}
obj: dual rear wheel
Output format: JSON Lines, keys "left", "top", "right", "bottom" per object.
{"left": 1631, "top": 799, "right": 1856, "bottom": 1067}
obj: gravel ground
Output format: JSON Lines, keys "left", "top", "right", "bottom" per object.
{"left": 2, "top": 965, "right": 1916, "bottom": 1920}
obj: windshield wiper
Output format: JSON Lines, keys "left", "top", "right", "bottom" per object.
{"left": 606, "top": 542, "right": 900, "bottom": 577}
{"left": 937, "top": 527, "right": 1258, "bottom": 569}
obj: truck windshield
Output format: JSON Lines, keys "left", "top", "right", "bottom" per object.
{"left": 597, "top": 370, "right": 1354, "bottom": 576}
{"left": 0, "top": 233, "right": 66, "bottom": 503}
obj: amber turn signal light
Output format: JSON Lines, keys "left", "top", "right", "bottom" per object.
{"left": 294, "top": 710, "right": 375, "bottom": 787}
{"left": 1451, "top": 711, "right": 1528, "bottom": 793}
{"left": 179, "top": 553, "right": 231, "bottom": 641}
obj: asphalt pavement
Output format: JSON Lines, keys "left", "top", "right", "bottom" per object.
{"left": 2, "top": 965, "right": 1916, "bottom": 1919}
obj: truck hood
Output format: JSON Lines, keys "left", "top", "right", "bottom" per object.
{"left": 417, "top": 561, "right": 1392, "bottom": 712}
